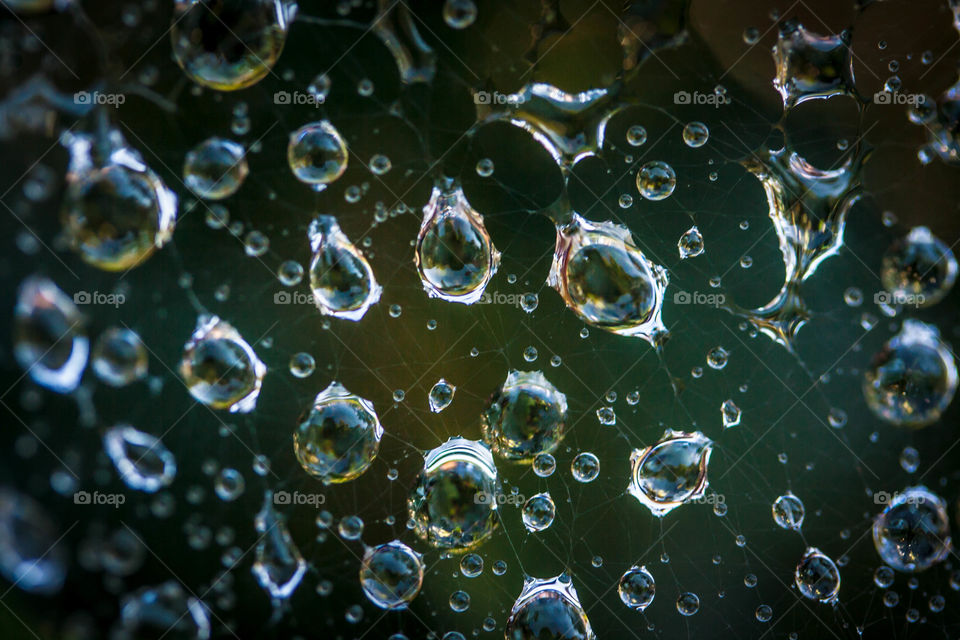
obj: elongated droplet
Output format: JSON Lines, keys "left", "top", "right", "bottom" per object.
{"left": 415, "top": 179, "right": 500, "bottom": 304}
{"left": 171, "top": 0, "right": 296, "bottom": 91}
{"left": 252, "top": 492, "right": 306, "bottom": 600}
{"left": 628, "top": 429, "right": 713, "bottom": 517}
{"left": 678, "top": 226, "right": 704, "bottom": 259}
{"left": 293, "top": 381, "right": 383, "bottom": 484}
{"left": 429, "top": 378, "right": 456, "bottom": 413}
{"left": 0, "top": 488, "right": 67, "bottom": 595}
{"left": 61, "top": 129, "right": 177, "bottom": 271}
{"left": 407, "top": 437, "right": 500, "bottom": 550}
{"left": 373, "top": 0, "right": 436, "bottom": 84}
{"left": 308, "top": 215, "right": 381, "bottom": 320}
{"left": 14, "top": 276, "right": 88, "bottom": 393}
{"left": 180, "top": 315, "right": 266, "bottom": 413}
{"left": 721, "top": 399, "right": 741, "bottom": 428}
{"left": 103, "top": 424, "right": 177, "bottom": 493}
{"left": 505, "top": 574, "right": 594, "bottom": 640}
{"left": 548, "top": 213, "right": 668, "bottom": 346}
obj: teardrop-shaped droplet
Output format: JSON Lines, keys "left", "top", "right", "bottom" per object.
{"left": 548, "top": 213, "right": 668, "bottom": 346}
{"left": 103, "top": 424, "right": 177, "bottom": 493}
{"left": 505, "top": 574, "right": 593, "bottom": 640}
{"left": 414, "top": 179, "right": 500, "bottom": 304}
{"left": 171, "top": 0, "right": 296, "bottom": 91}
{"left": 720, "top": 399, "right": 741, "bottom": 428}
{"left": 407, "top": 437, "right": 500, "bottom": 550}
{"left": 0, "top": 488, "right": 67, "bottom": 595}
{"left": 179, "top": 315, "right": 267, "bottom": 413}
{"left": 61, "top": 129, "right": 177, "bottom": 271}
{"left": 13, "top": 276, "right": 89, "bottom": 393}
{"left": 628, "top": 429, "right": 713, "bottom": 517}
{"left": 308, "top": 215, "right": 381, "bottom": 320}
{"left": 428, "top": 378, "right": 456, "bottom": 413}
{"left": 252, "top": 492, "right": 306, "bottom": 600}
{"left": 293, "top": 381, "right": 383, "bottom": 484}
{"left": 678, "top": 226, "right": 704, "bottom": 259}
{"left": 359, "top": 540, "right": 424, "bottom": 610}
{"left": 480, "top": 370, "right": 567, "bottom": 462}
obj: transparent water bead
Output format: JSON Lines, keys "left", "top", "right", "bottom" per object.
{"left": 873, "top": 486, "right": 951, "bottom": 573}
{"left": 571, "top": 452, "right": 600, "bottom": 483}
{"left": 772, "top": 492, "right": 805, "bottom": 530}
{"left": 103, "top": 424, "right": 177, "bottom": 493}
{"left": 359, "top": 540, "right": 424, "bottom": 609}
{"left": 288, "top": 121, "right": 349, "bottom": 187}
{"left": 881, "top": 226, "right": 957, "bottom": 308}
{"left": 480, "top": 370, "right": 568, "bottom": 462}
{"left": 720, "top": 399, "right": 741, "bottom": 428}
{"left": 618, "top": 565, "right": 655, "bottom": 611}
{"left": 678, "top": 226, "right": 704, "bottom": 259}
{"left": 0, "top": 488, "right": 67, "bottom": 595}
{"left": 61, "top": 129, "right": 177, "bottom": 271}
{"left": 293, "top": 381, "right": 383, "bottom": 484}
{"left": 772, "top": 21, "right": 857, "bottom": 109}
{"left": 183, "top": 137, "right": 248, "bottom": 200}
{"left": 682, "top": 121, "right": 709, "bottom": 148}
{"left": 636, "top": 161, "right": 677, "bottom": 201}
{"left": 628, "top": 429, "right": 714, "bottom": 517}
{"left": 795, "top": 547, "right": 841, "bottom": 604}
{"left": 547, "top": 213, "right": 668, "bottom": 346}
{"left": 407, "top": 437, "right": 500, "bottom": 550}
{"left": 120, "top": 582, "right": 210, "bottom": 639}
{"left": 429, "top": 378, "right": 456, "bottom": 413}
{"left": 862, "top": 320, "right": 957, "bottom": 427}
{"left": 460, "top": 553, "right": 483, "bottom": 578}
{"left": 676, "top": 592, "right": 700, "bottom": 616}
{"left": 171, "top": 0, "right": 296, "bottom": 91}
{"left": 180, "top": 315, "right": 266, "bottom": 413}
{"left": 505, "top": 574, "right": 594, "bottom": 640}
{"left": 13, "top": 276, "right": 88, "bottom": 393}
{"left": 521, "top": 492, "right": 556, "bottom": 532}
{"left": 252, "top": 492, "right": 306, "bottom": 600}
{"left": 92, "top": 327, "right": 148, "bottom": 387}
{"left": 308, "top": 215, "right": 382, "bottom": 321}
{"left": 443, "top": 0, "right": 477, "bottom": 29}
{"left": 414, "top": 179, "right": 500, "bottom": 304}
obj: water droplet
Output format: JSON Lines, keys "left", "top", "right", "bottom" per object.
{"left": 443, "top": 0, "right": 477, "bottom": 29}
{"left": 881, "top": 227, "right": 957, "bottom": 308}
{"left": 596, "top": 406, "right": 616, "bottom": 426}
{"left": 252, "top": 492, "right": 306, "bottom": 599}
{"left": 636, "top": 161, "right": 676, "bottom": 200}
{"left": 707, "top": 346, "right": 729, "bottom": 370}
{"left": 171, "top": 0, "right": 295, "bottom": 90}
{"left": 481, "top": 370, "right": 567, "bottom": 462}
{"left": 104, "top": 424, "right": 177, "bottom": 492}
{"left": 772, "top": 21, "right": 856, "bottom": 109}
{"left": 520, "top": 292, "right": 539, "bottom": 313}
{"left": 475, "top": 158, "right": 494, "bottom": 177}
{"left": 415, "top": 179, "right": 500, "bottom": 304}
{"left": 863, "top": 320, "right": 957, "bottom": 427}
{"left": 571, "top": 452, "right": 600, "bottom": 483}
{"left": 287, "top": 121, "right": 348, "bottom": 187}
{"left": 678, "top": 226, "right": 704, "bottom": 259}
{"left": 626, "top": 125, "right": 647, "bottom": 146}
{"left": 506, "top": 575, "right": 593, "bottom": 639}
{"left": 523, "top": 346, "right": 538, "bottom": 362}
{"left": 873, "top": 486, "right": 950, "bottom": 572}
{"left": 460, "top": 553, "right": 483, "bottom": 578}
{"left": 795, "top": 547, "right": 840, "bottom": 603}
{"left": 676, "top": 592, "right": 700, "bottom": 616}
{"left": 119, "top": 582, "right": 210, "bottom": 638}
{"left": 449, "top": 589, "right": 471, "bottom": 612}
{"left": 0, "top": 488, "right": 67, "bottom": 595}
{"left": 772, "top": 492, "right": 805, "bottom": 530}
{"left": 180, "top": 315, "right": 266, "bottom": 413}
{"left": 682, "top": 121, "right": 709, "bottom": 148}
{"left": 618, "top": 565, "right": 655, "bottom": 611}
{"left": 307, "top": 73, "right": 331, "bottom": 102}
{"left": 429, "top": 378, "right": 456, "bottom": 413}
{"left": 521, "top": 492, "right": 556, "bottom": 532}
{"left": 407, "top": 437, "right": 500, "bottom": 550}
{"left": 359, "top": 540, "right": 424, "bottom": 609}
{"left": 369, "top": 154, "right": 392, "bottom": 175}
{"left": 756, "top": 604, "right": 773, "bottom": 622}
{"left": 308, "top": 215, "right": 382, "bottom": 321}
{"left": 288, "top": 352, "right": 315, "bottom": 378}
{"left": 720, "top": 399, "right": 741, "bottom": 428}
{"left": 183, "top": 137, "right": 248, "bottom": 200}
{"left": 532, "top": 452, "right": 556, "bottom": 478}
{"left": 874, "top": 566, "right": 895, "bottom": 588}
{"left": 628, "top": 429, "right": 714, "bottom": 517}
{"left": 899, "top": 446, "right": 919, "bottom": 473}
{"left": 92, "top": 327, "right": 147, "bottom": 387}
{"left": 294, "top": 381, "right": 383, "bottom": 484}
{"left": 548, "top": 213, "right": 668, "bottom": 345}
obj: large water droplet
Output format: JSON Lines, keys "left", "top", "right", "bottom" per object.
{"left": 618, "top": 565, "right": 655, "bottom": 611}
{"left": 636, "top": 161, "right": 676, "bottom": 201}
{"left": 103, "top": 424, "right": 177, "bottom": 492}
{"left": 415, "top": 179, "right": 500, "bottom": 304}
{"left": 772, "top": 21, "right": 857, "bottom": 109}
{"left": 0, "top": 488, "right": 67, "bottom": 595}
{"left": 772, "top": 492, "right": 805, "bottom": 530}
{"left": 480, "top": 370, "right": 567, "bottom": 462}
{"left": 678, "top": 226, "right": 704, "bottom": 259}
{"left": 794, "top": 547, "right": 840, "bottom": 603}
{"left": 183, "top": 137, "right": 248, "bottom": 200}
{"left": 873, "top": 486, "right": 951, "bottom": 573}
{"left": 120, "top": 582, "right": 211, "bottom": 639}
{"left": 521, "top": 492, "right": 556, "bottom": 532}
{"left": 293, "top": 381, "right": 384, "bottom": 484}
{"left": 505, "top": 574, "right": 593, "bottom": 640}
{"left": 308, "top": 215, "right": 382, "bottom": 321}
{"left": 429, "top": 378, "right": 456, "bottom": 413}
{"left": 881, "top": 226, "right": 957, "bottom": 308}
{"left": 252, "top": 492, "right": 306, "bottom": 599}
{"left": 359, "top": 540, "right": 424, "bottom": 609}
{"left": 547, "top": 213, "right": 668, "bottom": 346}
{"left": 92, "top": 327, "right": 148, "bottom": 387}
{"left": 13, "top": 276, "right": 88, "bottom": 393}
{"left": 288, "top": 121, "right": 349, "bottom": 187}
{"left": 862, "top": 320, "right": 957, "bottom": 427}
{"left": 407, "top": 437, "right": 500, "bottom": 550}
{"left": 627, "top": 429, "right": 713, "bottom": 517}
{"left": 180, "top": 315, "right": 267, "bottom": 413}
